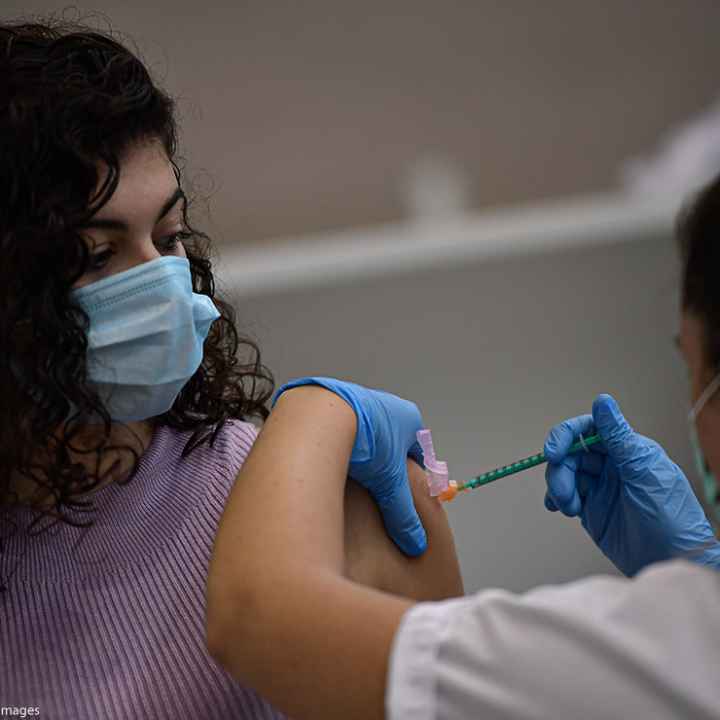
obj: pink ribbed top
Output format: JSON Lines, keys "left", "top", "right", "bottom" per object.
{"left": 0, "top": 419, "right": 288, "bottom": 720}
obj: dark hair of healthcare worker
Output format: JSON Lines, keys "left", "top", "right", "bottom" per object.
{"left": 207, "top": 175, "right": 720, "bottom": 720}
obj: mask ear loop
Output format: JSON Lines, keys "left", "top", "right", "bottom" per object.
{"left": 578, "top": 433, "right": 589, "bottom": 453}
{"left": 689, "top": 371, "right": 720, "bottom": 423}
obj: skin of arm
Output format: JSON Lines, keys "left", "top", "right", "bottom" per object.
{"left": 344, "top": 463, "right": 463, "bottom": 599}
{"left": 206, "top": 386, "right": 462, "bottom": 720}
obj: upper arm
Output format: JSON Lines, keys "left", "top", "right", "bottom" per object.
{"left": 343, "top": 459, "right": 464, "bottom": 600}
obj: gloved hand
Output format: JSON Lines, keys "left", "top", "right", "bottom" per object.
{"left": 273, "top": 377, "right": 428, "bottom": 557}
{"left": 544, "top": 393, "right": 720, "bottom": 577}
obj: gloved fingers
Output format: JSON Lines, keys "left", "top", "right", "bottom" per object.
{"left": 374, "top": 469, "right": 428, "bottom": 557}
{"left": 544, "top": 414, "right": 595, "bottom": 462}
{"left": 592, "top": 394, "right": 637, "bottom": 463}
{"left": 377, "top": 390, "right": 425, "bottom": 449}
{"left": 545, "top": 468, "right": 596, "bottom": 514}
{"left": 544, "top": 457, "right": 582, "bottom": 517}
{"left": 578, "top": 451, "right": 604, "bottom": 476}
{"left": 576, "top": 471, "right": 596, "bottom": 500}
{"left": 544, "top": 492, "right": 559, "bottom": 512}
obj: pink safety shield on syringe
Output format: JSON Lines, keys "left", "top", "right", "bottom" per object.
{"left": 416, "top": 429, "right": 459, "bottom": 502}
{"left": 416, "top": 429, "right": 449, "bottom": 496}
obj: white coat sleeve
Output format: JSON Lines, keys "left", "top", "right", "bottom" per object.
{"left": 386, "top": 560, "right": 720, "bottom": 720}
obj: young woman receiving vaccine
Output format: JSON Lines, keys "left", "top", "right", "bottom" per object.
{"left": 0, "top": 19, "right": 462, "bottom": 719}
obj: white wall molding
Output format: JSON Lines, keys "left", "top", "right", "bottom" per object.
{"left": 215, "top": 192, "right": 681, "bottom": 297}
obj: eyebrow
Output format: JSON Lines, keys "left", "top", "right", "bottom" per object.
{"left": 79, "top": 187, "right": 185, "bottom": 231}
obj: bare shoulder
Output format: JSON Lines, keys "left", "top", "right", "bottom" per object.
{"left": 343, "top": 460, "right": 464, "bottom": 600}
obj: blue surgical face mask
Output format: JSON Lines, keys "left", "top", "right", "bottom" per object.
{"left": 687, "top": 371, "right": 720, "bottom": 512}
{"left": 68, "top": 256, "right": 220, "bottom": 423}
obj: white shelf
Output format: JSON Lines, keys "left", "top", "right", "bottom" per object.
{"left": 214, "top": 191, "right": 681, "bottom": 297}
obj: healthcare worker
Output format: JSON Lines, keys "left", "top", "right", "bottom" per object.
{"left": 207, "top": 174, "right": 720, "bottom": 720}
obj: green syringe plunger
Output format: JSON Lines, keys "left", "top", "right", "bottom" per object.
{"left": 441, "top": 432, "right": 602, "bottom": 502}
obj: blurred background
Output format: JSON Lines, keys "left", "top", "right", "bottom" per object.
{"left": 6, "top": 1, "right": 720, "bottom": 592}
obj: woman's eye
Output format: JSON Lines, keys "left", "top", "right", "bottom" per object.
{"left": 89, "top": 249, "right": 113, "bottom": 270}
{"left": 87, "top": 232, "right": 189, "bottom": 271}
{"left": 161, "top": 231, "right": 190, "bottom": 251}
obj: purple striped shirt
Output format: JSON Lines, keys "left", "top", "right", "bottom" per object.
{"left": 0, "top": 419, "right": 288, "bottom": 720}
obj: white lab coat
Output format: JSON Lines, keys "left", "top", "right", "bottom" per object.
{"left": 386, "top": 560, "right": 720, "bottom": 720}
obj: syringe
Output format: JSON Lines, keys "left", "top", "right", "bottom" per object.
{"left": 417, "top": 429, "right": 602, "bottom": 502}
{"left": 454, "top": 432, "right": 602, "bottom": 497}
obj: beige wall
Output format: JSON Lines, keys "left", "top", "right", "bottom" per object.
{"left": 3, "top": 1, "right": 720, "bottom": 244}
{"left": 235, "top": 230, "right": 687, "bottom": 592}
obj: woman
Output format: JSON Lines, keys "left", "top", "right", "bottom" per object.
{"left": 207, "top": 181, "right": 720, "bottom": 718}
{"left": 0, "top": 19, "right": 463, "bottom": 719}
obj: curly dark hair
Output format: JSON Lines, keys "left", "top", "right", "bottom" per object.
{"left": 0, "top": 15, "right": 274, "bottom": 542}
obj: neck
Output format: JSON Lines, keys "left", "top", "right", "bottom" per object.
{"left": 7, "top": 419, "right": 155, "bottom": 509}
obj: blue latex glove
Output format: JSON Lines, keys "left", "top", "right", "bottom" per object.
{"left": 544, "top": 393, "right": 720, "bottom": 577}
{"left": 273, "top": 377, "right": 428, "bottom": 557}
